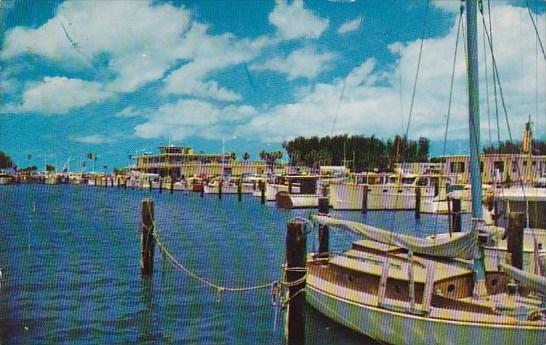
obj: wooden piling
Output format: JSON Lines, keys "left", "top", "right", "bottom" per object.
{"left": 200, "top": 181, "right": 204, "bottom": 198}
{"left": 148, "top": 178, "right": 152, "bottom": 192}
{"left": 361, "top": 185, "right": 368, "bottom": 214}
{"left": 451, "top": 198, "right": 462, "bottom": 233}
{"left": 285, "top": 219, "right": 306, "bottom": 345}
{"left": 159, "top": 177, "right": 162, "bottom": 193}
{"left": 259, "top": 180, "right": 265, "bottom": 205}
{"left": 140, "top": 198, "right": 155, "bottom": 275}
{"left": 237, "top": 179, "right": 242, "bottom": 202}
{"left": 170, "top": 178, "right": 174, "bottom": 194}
{"left": 218, "top": 179, "right": 222, "bottom": 200}
{"left": 507, "top": 212, "right": 525, "bottom": 270}
{"left": 414, "top": 187, "right": 421, "bottom": 219}
{"left": 318, "top": 197, "right": 329, "bottom": 257}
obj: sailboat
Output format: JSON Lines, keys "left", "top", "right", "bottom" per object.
{"left": 304, "top": 2, "right": 546, "bottom": 344}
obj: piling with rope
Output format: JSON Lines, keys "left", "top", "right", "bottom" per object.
{"left": 317, "top": 197, "right": 329, "bottom": 258}
{"left": 285, "top": 219, "right": 307, "bottom": 345}
{"left": 414, "top": 187, "right": 421, "bottom": 219}
{"left": 361, "top": 185, "right": 368, "bottom": 214}
{"left": 140, "top": 198, "right": 155, "bottom": 275}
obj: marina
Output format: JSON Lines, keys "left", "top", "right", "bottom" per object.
{"left": 0, "top": 184, "right": 459, "bottom": 344}
{"left": 2, "top": 0, "right": 546, "bottom": 344}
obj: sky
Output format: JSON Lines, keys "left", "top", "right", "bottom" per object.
{"left": 1, "top": 0, "right": 546, "bottom": 171}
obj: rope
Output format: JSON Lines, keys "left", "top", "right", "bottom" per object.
{"left": 154, "top": 232, "right": 278, "bottom": 293}
{"left": 404, "top": 0, "right": 430, "bottom": 140}
{"left": 525, "top": 0, "right": 546, "bottom": 62}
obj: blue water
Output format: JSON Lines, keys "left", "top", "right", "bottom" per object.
{"left": 0, "top": 185, "right": 465, "bottom": 345}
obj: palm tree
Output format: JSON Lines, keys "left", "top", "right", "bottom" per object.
{"left": 242, "top": 152, "right": 250, "bottom": 162}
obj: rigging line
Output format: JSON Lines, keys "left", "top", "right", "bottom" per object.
{"left": 482, "top": 14, "right": 492, "bottom": 146}
{"left": 481, "top": 16, "right": 514, "bottom": 143}
{"left": 404, "top": 0, "right": 430, "bottom": 140}
{"left": 487, "top": 0, "right": 501, "bottom": 145}
{"left": 435, "top": 4, "right": 464, "bottom": 237}
{"left": 330, "top": 76, "right": 347, "bottom": 135}
{"left": 525, "top": 0, "right": 546, "bottom": 62}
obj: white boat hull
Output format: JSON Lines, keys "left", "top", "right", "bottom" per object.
{"left": 306, "top": 282, "right": 546, "bottom": 345}
{"left": 329, "top": 183, "right": 440, "bottom": 211}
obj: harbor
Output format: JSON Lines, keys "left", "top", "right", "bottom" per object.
{"left": 0, "top": 184, "right": 460, "bottom": 344}
{"left": 2, "top": 0, "right": 546, "bottom": 344}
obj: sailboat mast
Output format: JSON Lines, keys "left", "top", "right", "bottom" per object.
{"left": 466, "top": 0, "right": 483, "bottom": 219}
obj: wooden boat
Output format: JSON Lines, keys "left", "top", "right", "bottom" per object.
{"left": 302, "top": 2, "right": 546, "bottom": 343}
{"left": 276, "top": 175, "right": 322, "bottom": 209}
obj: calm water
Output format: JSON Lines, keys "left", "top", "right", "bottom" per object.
{"left": 0, "top": 185, "right": 464, "bottom": 345}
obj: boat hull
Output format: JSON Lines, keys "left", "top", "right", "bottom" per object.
{"left": 276, "top": 192, "right": 319, "bottom": 209}
{"left": 306, "top": 284, "right": 546, "bottom": 345}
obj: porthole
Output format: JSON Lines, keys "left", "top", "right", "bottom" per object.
{"left": 491, "top": 278, "right": 498, "bottom": 287}
{"left": 447, "top": 284, "right": 456, "bottom": 293}
{"left": 347, "top": 275, "right": 353, "bottom": 283}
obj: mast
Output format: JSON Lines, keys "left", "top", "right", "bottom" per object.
{"left": 466, "top": 0, "right": 483, "bottom": 219}
{"left": 466, "top": 0, "right": 487, "bottom": 297}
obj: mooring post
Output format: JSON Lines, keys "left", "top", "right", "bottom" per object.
{"left": 159, "top": 177, "right": 162, "bottom": 193}
{"left": 451, "top": 198, "right": 462, "bottom": 233}
{"left": 285, "top": 219, "right": 307, "bottom": 345}
{"left": 140, "top": 198, "right": 155, "bottom": 275}
{"left": 218, "top": 179, "right": 223, "bottom": 200}
{"left": 170, "top": 178, "right": 174, "bottom": 194}
{"left": 237, "top": 178, "right": 242, "bottom": 202}
{"left": 259, "top": 180, "right": 265, "bottom": 205}
{"left": 361, "top": 185, "right": 368, "bottom": 214}
{"left": 200, "top": 180, "right": 204, "bottom": 198}
{"left": 507, "top": 212, "right": 525, "bottom": 270}
{"left": 148, "top": 178, "right": 152, "bottom": 192}
{"left": 414, "top": 187, "right": 421, "bottom": 219}
{"left": 318, "top": 197, "right": 329, "bottom": 258}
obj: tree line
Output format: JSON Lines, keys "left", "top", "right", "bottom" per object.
{"left": 483, "top": 140, "right": 546, "bottom": 155}
{"left": 282, "top": 135, "right": 430, "bottom": 172}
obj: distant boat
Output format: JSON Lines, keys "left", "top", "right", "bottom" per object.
{"left": 276, "top": 175, "right": 323, "bottom": 209}
{"left": 0, "top": 173, "right": 15, "bottom": 185}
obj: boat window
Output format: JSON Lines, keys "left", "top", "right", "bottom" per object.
{"left": 402, "top": 177, "right": 416, "bottom": 184}
{"left": 415, "top": 178, "right": 428, "bottom": 187}
{"left": 490, "top": 278, "right": 498, "bottom": 287}
{"left": 447, "top": 284, "right": 455, "bottom": 293}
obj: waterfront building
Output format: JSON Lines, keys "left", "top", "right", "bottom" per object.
{"left": 134, "top": 146, "right": 266, "bottom": 177}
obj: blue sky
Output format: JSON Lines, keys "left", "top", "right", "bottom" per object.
{"left": 1, "top": 0, "right": 545, "bottom": 171}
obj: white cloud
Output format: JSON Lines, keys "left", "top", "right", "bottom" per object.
{"left": 1, "top": 1, "right": 191, "bottom": 93}
{"left": 134, "top": 100, "right": 258, "bottom": 140}
{"left": 2, "top": 1, "right": 270, "bottom": 105}
{"left": 236, "top": 5, "right": 546, "bottom": 143}
{"left": 162, "top": 23, "right": 272, "bottom": 100}
{"left": 69, "top": 134, "right": 118, "bottom": 144}
{"left": 269, "top": 0, "right": 329, "bottom": 40}
{"left": 337, "top": 16, "right": 362, "bottom": 34}
{"left": 250, "top": 46, "right": 335, "bottom": 80}
{"left": 9, "top": 77, "right": 111, "bottom": 114}
{"left": 115, "top": 106, "right": 148, "bottom": 118}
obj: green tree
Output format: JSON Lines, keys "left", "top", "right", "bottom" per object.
{"left": 242, "top": 152, "right": 250, "bottom": 161}
{"left": 0, "top": 151, "right": 14, "bottom": 169}
{"left": 46, "top": 164, "right": 55, "bottom": 172}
